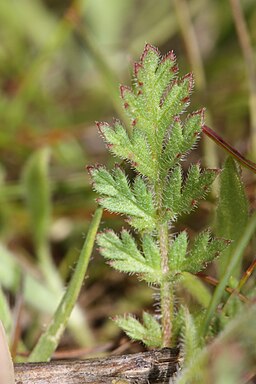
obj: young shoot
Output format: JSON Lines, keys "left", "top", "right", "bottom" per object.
{"left": 88, "top": 44, "right": 229, "bottom": 348}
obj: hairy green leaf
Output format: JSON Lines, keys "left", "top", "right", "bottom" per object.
{"left": 180, "top": 165, "right": 219, "bottom": 214}
{"left": 180, "top": 307, "right": 200, "bottom": 366}
{"left": 120, "top": 44, "right": 194, "bottom": 157}
{"left": 168, "top": 231, "right": 188, "bottom": 274}
{"left": 88, "top": 166, "right": 156, "bottom": 231}
{"left": 163, "top": 165, "right": 182, "bottom": 217}
{"left": 97, "top": 121, "right": 157, "bottom": 179}
{"left": 97, "top": 230, "right": 162, "bottom": 283}
{"left": 115, "top": 312, "right": 162, "bottom": 347}
{"left": 216, "top": 157, "right": 249, "bottom": 277}
{"left": 164, "top": 164, "right": 218, "bottom": 217}
{"left": 161, "top": 110, "right": 204, "bottom": 177}
{"left": 181, "top": 231, "right": 229, "bottom": 274}
{"left": 158, "top": 73, "right": 194, "bottom": 146}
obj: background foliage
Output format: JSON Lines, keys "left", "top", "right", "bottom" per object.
{"left": 0, "top": 0, "right": 255, "bottom": 376}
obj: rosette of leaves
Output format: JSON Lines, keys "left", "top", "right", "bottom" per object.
{"left": 88, "top": 44, "right": 229, "bottom": 348}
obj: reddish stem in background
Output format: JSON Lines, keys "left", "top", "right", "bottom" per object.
{"left": 196, "top": 273, "right": 249, "bottom": 303}
{"left": 202, "top": 125, "right": 256, "bottom": 174}
{"left": 222, "top": 258, "right": 256, "bottom": 312}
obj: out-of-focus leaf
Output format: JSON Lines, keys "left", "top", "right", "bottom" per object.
{"left": 0, "top": 243, "right": 92, "bottom": 347}
{"left": 0, "top": 286, "right": 12, "bottom": 337}
{"left": 215, "top": 157, "right": 249, "bottom": 277}
{"left": 0, "top": 320, "right": 14, "bottom": 384}
{"left": 22, "top": 147, "right": 51, "bottom": 247}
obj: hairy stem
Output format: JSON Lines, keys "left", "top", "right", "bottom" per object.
{"left": 155, "top": 136, "right": 173, "bottom": 347}
{"left": 158, "top": 216, "right": 172, "bottom": 347}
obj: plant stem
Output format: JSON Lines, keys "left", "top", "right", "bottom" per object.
{"left": 158, "top": 220, "right": 172, "bottom": 347}
{"left": 203, "top": 125, "right": 256, "bottom": 173}
{"left": 155, "top": 143, "right": 173, "bottom": 347}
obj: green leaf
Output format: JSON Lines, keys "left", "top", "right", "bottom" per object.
{"left": 179, "top": 164, "right": 219, "bottom": 215}
{"left": 157, "top": 73, "right": 194, "bottom": 145}
{"left": 180, "top": 307, "right": 200, "bottom": 366}
{"left": 164, "top": 164, "right": 218, "bottom": 217}
{"left": 168, "top": 231, "right": 188, "bottom": 274}
{"left": 161, "top": 118, "right": 184, "bottom": 174}
{"left": 180, "top": 272, "right": 211, "bottom": 308}
{"left": 154, "top": 50, "right": 178, "bottom": 100}
{"left": 120, "top": 44, "right": 193, "bottom": 157}
{"left": 115, "top": 312, "right": 162, "bottom": 348}
{"left": 98, "top": 121, "right": 157, "bottom": 179}
{"left": 161, "top": 110, "right": 204, "bottom": 177}
{"left": 22, "top": 147, "right": 62, "bottom": 293}
{"left": 180, "top": 304, "right": 256, "bottom": 384}
{"left": 181, "top": 231, "right": 229, "bottom": 274}
{"left": 22, "top": 147, "right": 51, "bottom": 247}
{"left": 201, "top": 210, "right": 256, "bottom": 338}
{"left": 89, "top": 165, "right": 156, "bottom": 231}
{"left": 215, "top": 157, "right": 249, "bottom": 277}
{"left": 97, "top": 230, "right": 162, "bottom": 283}
{"left": 163, "top": 165, "right": 182, "bottom": 217}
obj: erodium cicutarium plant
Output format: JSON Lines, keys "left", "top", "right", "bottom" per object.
{"left": 88, "top": 44, "right": 229, "bottom": 349}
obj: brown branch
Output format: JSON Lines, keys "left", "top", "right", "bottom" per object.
{"left": 14, "top": 348, "right": 179, "bottom": 384}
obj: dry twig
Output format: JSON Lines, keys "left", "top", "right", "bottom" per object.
{"left": 15, "top": 348, "right": 179, "bottom": 384}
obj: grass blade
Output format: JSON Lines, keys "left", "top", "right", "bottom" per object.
{"left": 200, "top": 210, "right": 256, "bottom": 337}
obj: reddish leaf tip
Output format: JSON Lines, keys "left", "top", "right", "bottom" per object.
{"left": 174, "top": 115, "right": 181, "bottom": 123}
{"left": 140, "top": 43, "right": 160, "bottom": 63}
{"left": 181, "top": 96, "right": 190, "bottom": 103}
{"left": 171, "top": 65, "right": 179, "bottom": 73}
{"left": 162, "top": 49, "right": 176, "bottom": 63}
{"left": 86, "top": 165, "right": 95, "bottom": 175}
{"left": 134, "top": 62, "right": 143, "bottom": 77}
{"left": 96, "top": 121, "right": 109, "bottom": 135}
{"left": 182, "top": 72, "right": 194, "bottom": 91}
{"left": 120, "top": 84, "right": 131, "bottom": 98}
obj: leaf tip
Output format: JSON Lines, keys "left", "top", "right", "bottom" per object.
{"left": 141, "top": 43, "right": 160, "bottom": 61}
{"left": 120, "top": 84, "right": 131, "bottom": 99}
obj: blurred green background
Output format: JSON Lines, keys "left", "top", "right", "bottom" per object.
{"left": 0, "top": 0, "right": 255, "bottom": 358}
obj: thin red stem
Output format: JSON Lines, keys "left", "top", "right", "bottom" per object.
{"left": 196, "top": 272, "right": 249, "bottom": 304}
{"left": 202, "top": 125, "right": 256, "bottom": 173}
